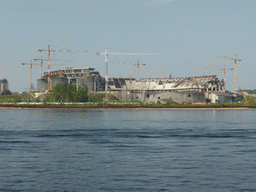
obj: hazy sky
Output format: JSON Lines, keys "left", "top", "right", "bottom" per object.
{"left": 1, "top": 0, "right": 255, "bottom": 93}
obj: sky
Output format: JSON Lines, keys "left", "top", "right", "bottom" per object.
{"left": 0, "top": 0, "right": 255, "bottom": 93}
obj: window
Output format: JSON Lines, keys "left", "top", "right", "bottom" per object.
{"left": 147, "top": 94, "right": 150, "bottom": 98}
{"left": 158, "top": 97, "right": 160, "bottom": 99}
{"left": 188, "top": 94, "right": 190, "bottom": 98}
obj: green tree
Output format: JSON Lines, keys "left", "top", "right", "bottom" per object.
{"left": 66, "top": 84, "right": 76, "bottom": 102}
{"left": 1, "top": 89, "right": 12, "bottom": 95}
{"left": 73, "top": 84, "right": 88, "bottom": 102}
{"left": 52, "top": 83, "right": 76, "bottom": 102}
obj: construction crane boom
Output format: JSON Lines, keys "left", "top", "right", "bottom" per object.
{"left": 188, "top": 67, "right": 233, "bottom": 70}
{"left": 187, "top": 65, "right": 234, "bottom": 91}
{"left": 111, "top": 60, "right": 146, "bottom": 81}
{"left": 214, "top": 54, "right": 242, "bottom": 92}
{"left": 214, "top": 55, "right": 242, "bottom": 62}
{"left": 33, "top": 58, "right": 74, "bottom": 62}
{"left": 95, "top": 48, "right": 155, "bottom": 92}
{"left": 21, "top": 60, "right": 39, "bottom": 92}
{"left": 33, "top": 57, "right": 72, "bottom": 78}
{"left": 21, "top": 60, "right": 67, "bottom": 92}
{"left": 38, "top": 45, "right": 87, "bottom": 91}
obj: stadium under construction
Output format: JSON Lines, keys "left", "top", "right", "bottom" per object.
{"left": 37, "top": 67, "right": 242, "bottom": 103}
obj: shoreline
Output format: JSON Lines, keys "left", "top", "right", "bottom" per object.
{"left": 0, "top": 105, "right": 255, "bottom": 110}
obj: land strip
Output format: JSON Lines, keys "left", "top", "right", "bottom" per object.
{"left": 0, "top": 104, "right": 255, "bottom": 110}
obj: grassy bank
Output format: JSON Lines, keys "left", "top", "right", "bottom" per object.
{"left": 0, "top": 101, "right": 256, "bottom": 108}
{"left": 1, "top": 93, "right": 256, "bottom": 108}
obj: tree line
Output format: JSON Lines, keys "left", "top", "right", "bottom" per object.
{"left": 51, "top": 83, "right": 88, "bottom": 102}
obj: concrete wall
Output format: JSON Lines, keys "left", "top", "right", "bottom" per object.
{"left": 144, "top": 92, "right": 206, "bottom": 103}
{"left": 78, "top": 76, "right": 95, "bottom": 92}
{"left": 50, "top": 78, "right": 67, "bottom": 90}
{"left": 37, "top": 75, "right": 104, "bottom": 93}
{"left": 37, "top": 79, "right": 48, "bottom": 92}
{"left": 37, "top": 78, "right": 66, "bottom": 92}
{"left": 111, "top": 90, "right": 207, "bottom": 103}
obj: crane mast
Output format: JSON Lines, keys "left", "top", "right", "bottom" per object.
{"left": 111, "top": 60, "right": 147, "bottom": 95}
{"left": 187, "top": 66, "right": 234, "bottom": 91}
{"left": 96, "top": 48, "right": 155, "bottom": 92}
{"left": 21, "top": 60, "right": 40, "bottom": 92}
{"left": 214, "top": 54, "right": 241, "bottom": 93}
{"left": 21, "top": 60, "right": 67, "bottom": 92}
{"left": 33, "top": 57, "right": 74, "bottom": 79}
{"left": 111, "top": 60, "right": 146, "bottom": 82}
{"left": 38, "top": 45, "right": 87, "bottom": 91}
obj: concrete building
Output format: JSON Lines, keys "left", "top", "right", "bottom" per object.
{"left": 0, "top": 78, "right": 9, "bottom": 94}
{"left": 107, "top": 75, "right": 241, "bottom": 103}
{"left": 36, "top": 66, "right": 241, "bottom": 103}
{"left": 37, "top": 67, "right": 104, "bottom": 92}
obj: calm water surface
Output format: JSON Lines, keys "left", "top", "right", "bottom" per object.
{"left": 0, "top": 109, "right": 256, "bottom": 191}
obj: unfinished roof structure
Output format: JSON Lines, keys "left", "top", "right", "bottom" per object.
{"left": 108, "top": 75, "right": 224, "bottom": 93}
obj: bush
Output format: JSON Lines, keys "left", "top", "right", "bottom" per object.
{"left": 1, "top": 89, "right": 12, "bottom": 96}
{"left": 223, "top": 99, "right": 229, "bottom": 103}
{"left": 73, "top": 84, "right": 88, "bottom": 102}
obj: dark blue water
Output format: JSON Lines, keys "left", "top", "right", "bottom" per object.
{"left": 0, "top": 109, "right": 256, "bottom": 191}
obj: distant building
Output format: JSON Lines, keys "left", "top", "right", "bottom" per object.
{"left": 107, "top": 75, "right": 242, "bottom": 103}
{"left": 36, "top": 67, "right": 242, "bottom": 103}
{"left": 37, "top": 67, "right": 104, "bottom": 92}
{"left": 0, "top": 78, "right": 9, "bottom": 94}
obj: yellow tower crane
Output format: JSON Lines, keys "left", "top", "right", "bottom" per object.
{"left": 38, "top": 45, "right": 87, "bottom": 92}
{"left": 21, "top": 60, "right": 39, "bottom": 92}
{"left": 111, "top": 60, "right": 146, "bottom": 82}
{"left": 33, "top": 57, "right": 74, "bottom": 79}
{"left": 214, "top": 54, "right": 242, "bottom": 92}
{"left": 187, "top": 66, "right": 234, "bottom": 91}
{"left": 21, "top": 60, "right": 67, "bottom": 92}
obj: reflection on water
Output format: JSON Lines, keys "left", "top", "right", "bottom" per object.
{"left": 0, "top": 109, "right": 256, "bottom": 191}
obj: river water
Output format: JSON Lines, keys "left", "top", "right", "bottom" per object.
{"left": 0, "top": 109, "right": 256, "bottom": 191}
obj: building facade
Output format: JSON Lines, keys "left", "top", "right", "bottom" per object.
{"left": 36, "top": 67, "right": 241, "bottom": 103}
{"left": 107, "top": 75, "right": 241, "bottom": 103}
{"left": 0, "top": 78, "right": 9, "bottom": 94}
{"left": 37, "top": 67, "right": 104, "bottom": 92}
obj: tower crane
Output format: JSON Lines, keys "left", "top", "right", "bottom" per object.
{"left": 111, "top": 60, "right": 146, "bottom": 82}
{"left": 187, "top": 66, "right": 234, "bottom": 91}
{"left": 33, "top": 57, "right": 74, "bottom": 79}
{"left": 214, "top": 54, "right": 241, "bottom": 92}
{"left": 21, "top": 60, "right": 39, "bottom": 92}
{"left": 38, "top": 45, "right": 87, "bottom": 92}
{"left": 95, "top": 48, "right": 155, "bottom": 92}
{"left": 21, "top": 60, "right": 67, "bottom": 92}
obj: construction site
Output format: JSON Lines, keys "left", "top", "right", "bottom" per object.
{"left": 34, "top": 67, "right": 242, "bottom": 104}
{"left": 37, "top": 67, "right": 104, "bottom": 92}
{"left": 21, "top": 46, "right": 243, "bottom": 104}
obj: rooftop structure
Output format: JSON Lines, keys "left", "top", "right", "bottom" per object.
{"left": 108, "top": 75, "right": 224, "bottom": 93}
